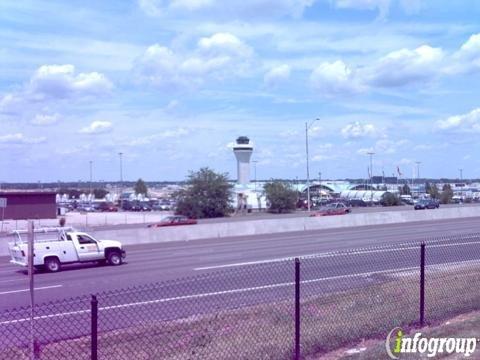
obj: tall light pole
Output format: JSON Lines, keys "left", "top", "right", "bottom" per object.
{"left": 415, "top": 161, "right": 421, "bottom": 197}
{"left": 415, "top": 161, "right": 421, "bottom": 182}
{"left": 253, "top": 160, "right": 258, "bottom": 193}
{"left": 305, "top": 119, "right": 319, "bottom": 212}
{"left": 459, "top": 168, "right": 463, "bottom": 181}
{"left": 118, "top": 152, "right": 123, "bottom": 201}
{"left": 367, "top": 152, "right": 375, "bottom": 206}
{"left": 318, "top": 171, "right": 322, "bottom": 203}
{"left": 89, "top": 160, "right": 93, "bottom": 202}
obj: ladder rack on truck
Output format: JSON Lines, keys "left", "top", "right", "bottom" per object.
{"left": 7, "top": 227, "right": 126, "bottom": 273}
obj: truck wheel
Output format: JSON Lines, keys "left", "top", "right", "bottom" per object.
{"left": 107, "top": 252, "right": 122, "bottom": 266}
{"left": 45, "top": 257, "right": 61, "bottom": 273}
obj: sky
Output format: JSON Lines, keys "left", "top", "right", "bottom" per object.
{"left": 1, "top": 0, "right": 480, "bottom": 182}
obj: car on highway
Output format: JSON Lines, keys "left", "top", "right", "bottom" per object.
{"left": 310, "top": 202, "right": 351, "bottom": 217}
{"left": 8, "top": 227, "right": 126, "bottom": 272}
{"left": 414, "top": 199, "right": 440, "bottom": 210}
{"left": 148, "top": 215, "right": 198, "bottom": 227}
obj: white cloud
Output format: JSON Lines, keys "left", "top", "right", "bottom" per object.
{"left": 134, "top": 33, "right": 253, "bottom": 88}
{"left": 0, "top": 94, "right": 23, "bottom": 115}
{"left": 310, "top": 60, "right": 364, "bottom": 95}
{"left": 341, "top": 122, "right": 379, "bottom": 139}
{"left": 171, "top": 0, "right": 214, "bottom": 11}
{"left": 79, "top": 121, "right": 113, "bottom": 134}
{"left": 437, "top": 108, "right": 480, "bottom": 132}
{"left": 365, "top": 45, "right": 444, "bottom": 87}
{"left": 138, "top": 0, "right": 314, "bottom": 18}
{"left": 332, "top": 0, "right": 391, "bottom": 18}
{"left": 0, "top": 133, "right": 46, "bottom": 144}
{"left": 330, "top": 0, "right": 423, "bottom": 18}
{"left": 449, "top": 33, "right": 480, "bottom": 74}
{"left": 198, "top": 33, "right": 253, "bottom": 58}
{"left": 264, "top": 64, "right": 291, "bottom": 87}
{"left": 28, "top": 64, "right": 113, "bottom": 100}
{"left": 357, "top": 147, "right": 375, "bottom": 155}
{"left": 138, "top": 0, "right": 164, "bottom": 16}
{"left": 123, "top": 128, "right": 190, "bottom": 147}
{"left": 31, "top": 113, "right": 60, "bottom": 126}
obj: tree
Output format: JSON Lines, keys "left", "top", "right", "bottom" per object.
{"left": 380, "top": 192, "right": 401, "bottom": 206}
{"left": 93, "top": 188, "right": 109, "bottom": 199}
{"left": 57, "top": 188, "right": 82, "bottom": 199}
{"left": 263, "top": 180, "right": 298, "bottom": 213}
{"left": 399, "top": 183, "right": 411, "bottom": 195}
{"left": 175, "top": 168, "right": 233, "bottom": 218}
{"left": 134, "top": 178, "right": 148, "bottom": 196}
{"left": 425, "top": 182, "right": 432, "bottom": 194}
{"left": 428, "top": 183, "right": 440, "bottom": 199}
{"left": 440, "top": 184, "right": 453, "bottom": 204}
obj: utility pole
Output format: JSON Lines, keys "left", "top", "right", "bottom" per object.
{"left": 367, "top": 152, "right": 375, "bottom": 206}
{"left": 415, "top": 161, "right": 421, "bottom": 197}
{"left": 253, "top": 160, "right": 258, "bottom": 193}
{"left": 318, "top": 172, "right": 322, "bottom": 203}
{"left": 305, "top": 119, "right": 319, "bottom": 212}
{"left": 89, "top": 160, "right": 93, "bottom": 202}
{"left": 118, "top": 152, "right": 123, "bottom": 189}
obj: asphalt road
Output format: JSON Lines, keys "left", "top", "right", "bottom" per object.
{"left": 2, "top": 217, "right": 480, "bottom": 349}
{"left": 1, "top": 216, "right": 480, "bottom": 311}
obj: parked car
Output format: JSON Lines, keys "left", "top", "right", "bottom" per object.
{"left": 148, "top": 215, "right": 197, "bottom": 227}
{"left": 414, "top": 199, "right": 439, "bottom": 210}
{"left": 98, "top": 202, "right": 118, "bottom": 212}
{"left": 77, "top": 204, "right": 96, "bottom": 212}
{"left": 310, "top": 202, "right": 351, "bottom": 217}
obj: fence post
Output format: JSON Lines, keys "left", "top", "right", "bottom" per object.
{"left": 295, "top": 258, "right": 300, "bottom": 360}
{"left": 420, "top": 243, "right": 425, "bottom": 327}
{"left": 91, "top": 295, "right": 98, "bottom": 360}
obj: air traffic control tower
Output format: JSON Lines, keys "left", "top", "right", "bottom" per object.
{"left": 233, "top": 136, "right": 253, "bottom": 186}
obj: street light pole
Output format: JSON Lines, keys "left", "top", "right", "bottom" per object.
{"left": 415, "top": 161, "right": 421, "bottom": 197}
{"left": 118, "top": 152, "right": 123, "bottom": 202}
{"left": 367, "top": 152, "right": 375, "bottom": 206}
{"left": 318, "top": 171, "right": 322, "bottom": 204}
{"left": 253, "top": 160, "right": 258, "bottom": 193}
{"left": 305, "top": 119, "right": 319, "bottom": 212}
{"left": 89, "top": 160, "right": 93, "bottom": 202}
{"left": 459, "top": 168, "right": 463, "bottom": 181}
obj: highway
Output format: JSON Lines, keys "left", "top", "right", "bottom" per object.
{"left": 1, "top": 216, "right": 480, "bottom": 311}
{"left": 2, "top": 217, "right": 480, "bottom": 350}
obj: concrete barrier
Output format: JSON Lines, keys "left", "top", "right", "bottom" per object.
{"left": 2, "top": 206, "right": 480, "bottom": 256}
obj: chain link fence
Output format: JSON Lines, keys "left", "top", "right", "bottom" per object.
{"left": 2, "top": 234, "right": 480, "bottom": 359}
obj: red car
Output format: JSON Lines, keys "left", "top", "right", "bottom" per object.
{"left": 98, "top": 202, "right": 118, "bottom": 212}
{"left": 148, "top": 215, "right": 198, "bottom": 227}
{"left": 310, "top": 203, "right": 351, "bottom": 217}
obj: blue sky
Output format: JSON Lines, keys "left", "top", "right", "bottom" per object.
{"left": 1, "top": 0, "right": 480, "bottom": 182}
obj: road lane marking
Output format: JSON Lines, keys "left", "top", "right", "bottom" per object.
{"left": 0, "top": 279, "right": 24, "bottom": 284}
{"left": 3, "top": 259, "right": 479, "bottom": 325}
{"left": 0, "top": 285, "right": 62, "bottom": 296}
{"left": 194, "top": 240, "right": 480, "bottom": 270}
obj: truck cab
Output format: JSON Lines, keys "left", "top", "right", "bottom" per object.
{"left": 8, "top": 227, "right": 126, "bottom": 272}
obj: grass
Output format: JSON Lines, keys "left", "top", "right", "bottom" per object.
{"left": 2, "top": 263, "right": 480, "bottom": 359}
{"left": 319, "top": 311, "right": 480, "bottom": 360}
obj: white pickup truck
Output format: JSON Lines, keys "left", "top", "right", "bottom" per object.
{"left": 8, "top": 227, "right": 126, "bottom": 272}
